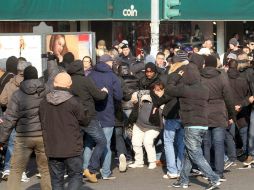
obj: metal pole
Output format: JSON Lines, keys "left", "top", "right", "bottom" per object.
{"left": 150, "top": 0, "right": 160, "bottom": 59}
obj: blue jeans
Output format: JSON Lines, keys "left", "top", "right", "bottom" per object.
{"left": 180, "top": 128, "right": 220, "bottom": 184}
{"left": 203, "top": 127, "right": 225, "bottom": 177}
{"left": 48, "top": 155, "right": 83, "bottom": 190}
{"left": 101, "top": 127, "right": 114, "bottom": 178}
{"left": 83, "top": 120, "right": 107, "bottom": 174}
{"left": 225, "top": 124, "right": 236, "bottom": 162}
{"left": 248, "top": 110, "right": 254, "bottom": 156}
{"left": 4, "top": 129, "right": 16, "bottom": 171}
{"left": 164, "top": 119, "right": 184, "bottom": 174}
{"left": 239, "top": 126, "right": 248, "bottom": 153}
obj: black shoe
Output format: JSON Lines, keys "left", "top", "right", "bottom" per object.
{"left": 172, "top": 180, "right": 188, "bottom": 189}
{"left": 205, "top": 181, "right": 221, "bottom": 190}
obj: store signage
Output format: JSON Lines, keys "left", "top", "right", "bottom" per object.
{"left": 122, "top": 5, "right": 138, "bottom": 17}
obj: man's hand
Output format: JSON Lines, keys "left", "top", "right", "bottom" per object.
{"left": 249, "top": 96, "right": 254, "bottom": 104}
{"left": 101, "top": 87, "right": 108, "bottom": 94}
{"left": 235, "top": 105, "right": 241, "bottom": 112}
{"left": 228, "top": 119, "right": 234, "bottom": 125}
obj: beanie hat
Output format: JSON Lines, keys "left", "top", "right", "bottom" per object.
{"left": 17, "top": 61, "right": 32, "bottom": 72}
{"left": 99, "top": 54, "right": 113, "bottom": 63}
{"left": 63, "top": 52, "right": 75, "bottom": 64}
{"left": 53, "top": 72, "right": 72, "bottom": 88}
{"left": 23, "top": 66, "right": 38, "bottom": 80}
{"left": 6, "top": 56, "right": 18, "bottom": 74}
{"left": 227, "top": 53, "right": 237, "bottom": 60}
{"left": 145, "top": 62, "right": 157, "bottom": 73}
{"left": 229, "top": 38, "right": 239, "bottom": 46}
{"left": 172, "top": 50, "right": 189, "bottom": 63}
{"left": 204, "top": 55, "right": 217, "bottom": 67}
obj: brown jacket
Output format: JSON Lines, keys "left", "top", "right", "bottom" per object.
{"left": 0, "top": 75, "right": 23, "bottom": 106}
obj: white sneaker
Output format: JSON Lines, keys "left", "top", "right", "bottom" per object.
{"left": 148, "top": 162, "right": 156, "bottom": 170}
{"left": 21, "top": 172, "right": 30, "bottom": 183}
{"left": 163, "top": 173, "right": 179, "bottom": 179}
{"left": 1, "top": 170, "right": 10, "bottom": 180}
{"left": 36, "top": 173, "right": 41, "bottom": 178}
{"left": 119, "top": 154, "right": 127, "bottom": 172}
{"left": 128, "top": 162, "right": 144, "bottom": 168}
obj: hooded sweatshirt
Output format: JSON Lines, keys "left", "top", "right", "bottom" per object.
{"left": 40, "top": 89, "right": 87, "bottom": 158}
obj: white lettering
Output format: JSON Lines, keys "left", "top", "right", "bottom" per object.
{"left": 122, "top": 5, "right": 138, "bottom": 17}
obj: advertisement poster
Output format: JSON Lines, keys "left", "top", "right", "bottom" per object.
{"left": 0, "top": 35, "right": 42, "bottom": 76}
{"left": 46, "top": 33, "right": 94, "bottom": 63}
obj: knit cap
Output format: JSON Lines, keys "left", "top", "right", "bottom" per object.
{"left": 23, "top": 66, "right": 38, "bottom": 80}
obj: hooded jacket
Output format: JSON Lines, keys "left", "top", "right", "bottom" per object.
{"left": 201, "top": 67, "right": 235, "bottom": 127}
{"left": 0, "top": 79, "right": 46, "bottom": 143}
{"left": 66, "top": 60, "right": 108, "bottom": 124}
{"left": 40, "top": 89, "right": 87, "bottom": 157}
{"left": 90, "top": 62, "right": 123, "bottom": 127}
{"left": 228, "top": 68, "right": 250, "bottom": 128}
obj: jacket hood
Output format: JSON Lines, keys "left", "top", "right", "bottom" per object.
{"left": 66, "top": 60, "right": 84, "bottom": 76}
{"left": 201, "top": 67, "right": 221, "bottom": 78}
{"left": 227, "top": 68, "right": 240, "bottom": 79}
{"left": 10, "top": 74, "right": 23, "bottom": 87}
{"left": 183, "top": 63, "right": 201, "bottom": 85}
{"left": 20, "top": 79, "right": 45, "bottom": 95}
{"left": 94, "top": 62, "right": 112, "bottom": 73}
{"left": 46, "top": 90, "right": 73, "bottom": 105}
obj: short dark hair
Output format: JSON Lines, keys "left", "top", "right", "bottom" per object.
{"left": 156, "top": 52, "right": 165, "bottom": 57}
{"left": 228, "top": 59, "right": 238, "bottom": 69}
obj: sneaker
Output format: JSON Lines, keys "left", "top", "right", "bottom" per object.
{"left": 163, "top": 173, "right": 179, "bottom": 179}
{"left": 35, "top": 173, "right": 41, "bottom": 178}
{"left": 219, "top": 175, "right": 227, "bottom": 182}
{"left": 83, "top": 169, "right": 98, "bottom": 183}
{"left": 224, "top": 161, "right": 235, "bottom": 170}
{"left": 21, "top": 172, "right": 30, "bottom": 183}
{"left": 243, "top": 156, "right": 254, "bottom": 166}
{"left": 102, "top": 174, "right": 116, "bottom": 180}
{"left": 119, "top": 154, "right": 127, "bottom": 172}
{"left": 172, "top": 180, "right": 188, "bottom": 189}
{"left": 205, "top": 181, "right": 221, "bottom": 190}
{"left": 148, "top": 162, "right": 156, "bottom": 170}
{"left": 128, "top": 162, "right": 144, "bottom": 168}
{"left": 1, "top": 170, "right": 10, "bottom": 180}
{"left": 191, "top": 169, "right": 203, "bottom": 176}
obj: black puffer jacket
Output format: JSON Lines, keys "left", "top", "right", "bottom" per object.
{"left": 201, "top": 67, "right": 235, "bottom": 128}
{"left": 0, "top": 79, "right": 46, "bottom": 143}
{"left": 228, "top": 68, "right": 251, "bottom": 128}
{"left": 66, "top": 60, "right": 108, "bottom": 123}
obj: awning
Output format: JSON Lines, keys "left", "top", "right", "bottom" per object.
{"left": 165, "top": 0, "right": 254, "bottom": 21}
{"left": 0, "top": 0, "right": 151, "bottom": 21}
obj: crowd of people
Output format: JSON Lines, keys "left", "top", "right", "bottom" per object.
{"left": 0, "top": 36, "right": 253, "bottom": 190}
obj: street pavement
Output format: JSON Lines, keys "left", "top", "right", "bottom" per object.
{"left": 0, "top": 159, "right": 254, "bottom": 190}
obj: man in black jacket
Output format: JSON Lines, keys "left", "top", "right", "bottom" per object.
{"left": 167, "top": 64, "right": 221, "bottom": 190}
{"left": 40, "top": 72, "right": 87, "bottom": 190}
{"left": 201, "top": 55, "right": 235, "bottom": 181}
{"left": 66, "top": 60, "right": 108, "bottom": 183}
